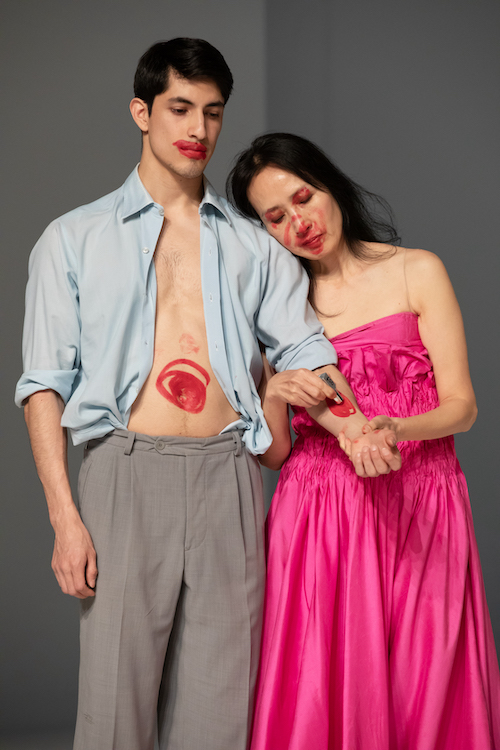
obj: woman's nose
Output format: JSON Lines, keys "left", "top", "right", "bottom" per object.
{"left": 292, "top": 214, "right": 310, "bottom": 235}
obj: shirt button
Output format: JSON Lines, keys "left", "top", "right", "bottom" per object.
{"left": 209, "top": 293, "right": 213, "bottom": 302}
{"left": 142, "top": 247, "right": 150, "bottom": 254}
{"left": 158, "top": 207, "right": 164, "bottom": 216}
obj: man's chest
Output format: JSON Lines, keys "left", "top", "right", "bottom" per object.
{"left": 76, "top": 213, "right": 261, "bottom": 329}
{"left": 154, "top": 228, "right": 202, "bottom": 305}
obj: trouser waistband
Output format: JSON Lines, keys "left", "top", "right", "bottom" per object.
{"left": 87, "top": 428, "right": 245, "bottom": 457}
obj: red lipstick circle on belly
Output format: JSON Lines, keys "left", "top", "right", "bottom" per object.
{"left": 156, "top": 359, "right": 210, "bottom": 413}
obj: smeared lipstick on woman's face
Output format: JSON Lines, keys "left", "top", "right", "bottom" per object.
{"left": 173, "top": 140, "right": 207, "bottom": 160}
{"left": 248, "top": 166, "right": 345, "bottom": 261}
{"left": 263, "top": 186, "right": 326, "bottom": 255}
{"left": 292, "top": 187, "right": 311, "bottom": 205}
{"left": 283, "top": 209, "right": 326, "bottom": 255}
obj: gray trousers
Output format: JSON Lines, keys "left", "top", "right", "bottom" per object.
{"left": 73, "top": 429, "right": 265, "bottom": 750}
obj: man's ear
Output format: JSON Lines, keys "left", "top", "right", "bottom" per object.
{"left": 129, "top": 98, "right": 149, "bottom": 133}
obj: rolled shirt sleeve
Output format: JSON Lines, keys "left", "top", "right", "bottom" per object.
{"left": 15, "top": 220, "right": 81, "bottom": 407}
{"left": 256, "top": 236, "right": 337, "bottom": 372}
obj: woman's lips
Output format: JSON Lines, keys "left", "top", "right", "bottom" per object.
{"left": 173, "top": 140, "right": 207, "bottom": 160}
{"left": 297, "top": 233, "right": 324, "bottom": 252}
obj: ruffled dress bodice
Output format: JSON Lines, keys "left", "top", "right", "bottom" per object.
{"left": 290, "top": 312, "right": 457, "bottom": 474}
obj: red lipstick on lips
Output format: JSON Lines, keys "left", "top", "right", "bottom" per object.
{"left": 297, "top": 231, "right": 324, "bottom": 252}
{"left": 173, "top": 140, "right": 207, "bottom": 160}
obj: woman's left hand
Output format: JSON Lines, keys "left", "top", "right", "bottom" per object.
{"left": 362, "top": 415, "right": 402, "bottom": 440}
{"left": 338, "top": 425, "right": 401, "bottom": 475}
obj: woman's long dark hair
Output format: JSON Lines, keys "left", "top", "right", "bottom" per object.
{"left": 227, "top": 133, "right": 400, "bottom": 308}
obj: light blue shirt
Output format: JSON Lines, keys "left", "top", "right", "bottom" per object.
{"left": 15, "top": 167, "right": 336, "bottom": 453}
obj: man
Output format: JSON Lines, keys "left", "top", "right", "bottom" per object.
{"left": 15, "top": 39, "right": 400, "bottom": 750}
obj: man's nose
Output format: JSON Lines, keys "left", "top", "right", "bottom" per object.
{"left": 188, "top": 112, "right": 207, "bottom": 140}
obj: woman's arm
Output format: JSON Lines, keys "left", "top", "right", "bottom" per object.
{"left": 258, "top": 355, "right": 293, "bottom": 470}
{"left": 365, "top": 249, "right": 477, "bottom": 441}
{"left": 259, "top": 361, "right": 401, "bottom": 477}
{"left": 306, "top": 365, "right": 401, "bottom": 476}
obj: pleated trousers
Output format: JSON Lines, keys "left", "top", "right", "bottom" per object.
{"left": 73, "top": 429, "right": 265, "bottom": 750}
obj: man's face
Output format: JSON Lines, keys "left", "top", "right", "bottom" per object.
{"left": 133, "top": 73, "right": 225, "bottom": 181}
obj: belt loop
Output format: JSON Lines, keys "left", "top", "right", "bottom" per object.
{"left": 232, "top": 430, "right": 242, "bottom": 457}
{"left": 124, "top": 431, "right": 136, "bottom": 456}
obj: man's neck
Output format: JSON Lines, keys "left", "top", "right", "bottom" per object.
{"left": 138, "top": 159, "right": 204, "bottom": 211}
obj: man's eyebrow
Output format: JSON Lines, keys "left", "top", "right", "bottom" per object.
{"left": 167, "top": 96, "right": 224, "bottom": 107}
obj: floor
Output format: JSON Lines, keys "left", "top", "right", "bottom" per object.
{"left": 0, "top": 733, "right": 74, "bottom": 750}
{"left": 0, "top": 732, "right": 161, "bottom": 749}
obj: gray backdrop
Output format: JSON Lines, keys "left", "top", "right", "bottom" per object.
{"left": 1, "top": 0, "right": 498, "bottom": 742}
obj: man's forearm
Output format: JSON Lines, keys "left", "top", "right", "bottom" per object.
{"left": 24, "top": 390, "right": 75, "bottom": 525}
{"left": 25, "top": 390, "right": 98, "bottom": 598}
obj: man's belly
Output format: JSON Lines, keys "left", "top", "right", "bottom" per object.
{"left": 128, "top": 336, "right": 240, "bottom": 438}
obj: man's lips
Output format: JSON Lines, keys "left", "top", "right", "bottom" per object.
{"left": 173, "top": 140, "right": 207, "bottom": 160}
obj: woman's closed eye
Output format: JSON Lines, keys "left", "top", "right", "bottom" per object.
{"left": 292, "top": 187, "right": 313, "bottom": 206}
{"left": 265, "top": 211, "right": 285, "bottom": 225}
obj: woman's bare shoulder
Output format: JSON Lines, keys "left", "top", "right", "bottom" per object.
{"left": 403, "top": 247, "right": 449, "bottom": 282}
{"left": 368, "top": 244, "right": 443, "bottom": 269}
{"left": 402, "top": 247, "right": 455, "bottom": 313}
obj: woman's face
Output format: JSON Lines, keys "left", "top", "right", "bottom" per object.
{"left": 247, "top": 166, "right": 344, "bottom": 261}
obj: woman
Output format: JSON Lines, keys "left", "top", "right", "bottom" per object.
{"left": 228, "top": 133, "right": 500, "bottom": 749}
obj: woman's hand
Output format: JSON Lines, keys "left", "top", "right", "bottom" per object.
{"left": 362, "top": 415, "right": 402, "bottom": 440}
{"left": 339, "top": 416, "right": 401, "bottom": 455}
{"left": 338, "top": 427, "right": 401, "bottom": 477}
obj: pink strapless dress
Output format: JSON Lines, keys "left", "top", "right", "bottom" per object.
{"left": 251, "top": 313, "right": 500, "bottom": 750}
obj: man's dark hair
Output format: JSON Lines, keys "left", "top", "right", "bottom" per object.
{"left": 134, "top": 38, "right": 234, "bottom": 113}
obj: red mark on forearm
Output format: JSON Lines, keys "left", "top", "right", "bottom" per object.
{"left": 179, "top": 333, "right": 200, "bottom": 354}
{"left": 326, "top": 392, "right": 356, "bottom": 418}
{"left": 156, "top": 359, "right": 210, "bottom": 413}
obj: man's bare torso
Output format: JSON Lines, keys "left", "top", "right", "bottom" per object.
{"left": 128, "top": 209, "right": 239, "bottom": 437}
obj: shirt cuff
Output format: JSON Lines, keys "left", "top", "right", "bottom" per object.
{"left": 15, "top": 368, "right": 79, "bottom": 407}
{"left": 277, "top": 335, "right": 337, "bottom": 373}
